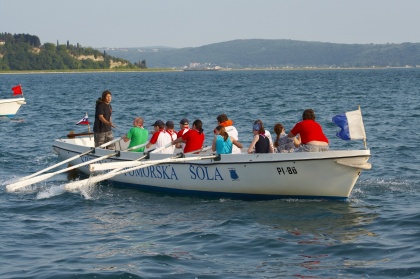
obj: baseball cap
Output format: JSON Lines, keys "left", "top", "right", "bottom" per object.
{"left": 152, "top": 120, "right": 165, "bottom": 127}
{"left": 165, "top": 120, "right": 174, "bottom": 128}
{"left": 179, "top": 118, "right": 189, "bottom": 125}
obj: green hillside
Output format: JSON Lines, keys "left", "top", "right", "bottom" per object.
{"left": 0, "top": 33, "right": 145, "bottom": 71}
{"left": 2, "top": 33, "right": 420, "bottom": 70}
{"left": 102, "top": 39, "right": 420, "bottom": 69}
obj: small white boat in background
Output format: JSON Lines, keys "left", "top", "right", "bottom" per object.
{"left": 0, "top": 97, "right": 26, "bottom": 117}
{"left": 47, "top": 135, "right": 371, "bottom": 200}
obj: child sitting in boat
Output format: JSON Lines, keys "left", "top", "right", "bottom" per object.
{"left": 247, "top": 120, "right": 273, "bottom": 154}
{"left": 212, "top": 125, "right": 243, "bottom": 154}
{"left": 171, "top": 119, "right": 205, "bottom": 154}
{"left": 146, "top": 120, "right": 173, "bottom": 154}
{"left": 122, "top": 117, "right": 148, "bottom": 152}
{"left": 273, "top": 123, "right": 300, "bottom": 153}
{"left": 216, "top": 114, "right": 241, "bottom": 154}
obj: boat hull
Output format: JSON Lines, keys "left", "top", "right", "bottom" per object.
{"left": 0, "top": 98, "right": 26, "bottom": 117}
{"left": 52, "top": 138, "right": 371, "bottom": 199}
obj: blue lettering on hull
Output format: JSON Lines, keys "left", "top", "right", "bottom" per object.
{"left": 79, "top": 159, "right": 227, "bottom": 182}
{"left": 123, "top": 164, "right": 225, "bottom": 181}
{"left": 125, "top": 165, "right": 179, "bottom": 180}
{"left": 189, "top": 165, "right": 223, "bottom": 181}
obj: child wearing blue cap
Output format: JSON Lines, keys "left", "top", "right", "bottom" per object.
{"left": 247, "top": 120, "right": 273, "bottom": 154}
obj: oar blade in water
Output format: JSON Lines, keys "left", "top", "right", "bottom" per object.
{"left": 64, "top": 171, "right": 117, "bottom": 192}
{"left": 6, "top": 172, "right": 55, "bottom": 192}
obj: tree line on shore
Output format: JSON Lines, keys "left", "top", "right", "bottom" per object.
{"left": 2, "top": 33, "right": 420, "bottom": 70}
{"left": 0, "top": 33, "right": 146, "bottom": 71}
{"left": 104, "top": 39, "right": 420, "bottom": 69}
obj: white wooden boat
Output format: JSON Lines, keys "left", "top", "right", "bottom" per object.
{"left": 0, "top": 97, "right": 26, "bottom": 117}
{"left": 49, "top": 135, "right": 371, "bottom": 200}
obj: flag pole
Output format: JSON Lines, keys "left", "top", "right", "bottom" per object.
{"left": 86, "top": 112, "right": 92, "bottom": 140}
{"left": 358, "top": 105, "right": 367, "bottom": 150}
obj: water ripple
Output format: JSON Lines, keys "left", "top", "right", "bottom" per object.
{"left": 1, "top": 69, "right": 420, "bottom": 278}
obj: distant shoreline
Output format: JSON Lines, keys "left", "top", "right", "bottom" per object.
{"left": 0, "top": 68, "right": 179, "bottom": 75}
{"left": 0, "top": 66, "right": 417, "bottom": 75}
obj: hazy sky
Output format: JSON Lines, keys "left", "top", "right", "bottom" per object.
{"left": 2, "top": 0, "right": 420, "bottom": 48}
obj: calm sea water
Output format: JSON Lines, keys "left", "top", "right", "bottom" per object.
{"left": 1, "top": 69, "right": 419, "bottom": 278}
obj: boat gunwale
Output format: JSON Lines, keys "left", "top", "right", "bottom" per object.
{"left": 52, "top": 142, "right": 371, "bottom": 165}
{"left": 0, "top": 97, "right": 26, "bottom": 103}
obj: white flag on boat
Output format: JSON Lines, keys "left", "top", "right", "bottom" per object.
{"left": 332, "top": 108, "right": 366, "bottom": 141}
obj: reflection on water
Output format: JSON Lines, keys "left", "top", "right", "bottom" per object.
{"left": 66, "top": 188, "right": 381, "bottom": 276}
{"left": 247, "top": 199, "right": 378, "bottom": 244}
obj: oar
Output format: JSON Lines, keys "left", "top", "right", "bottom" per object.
{"left": 90, "top": 153, "right": 214, "bottom": 172}
{"left": 89, "top": 141, "right": 175, "bottom": 172}
{"left": 17, "top": 137, "right": 122, "bottom": 181}
{"left": 197, "top": 145, "right": 212, "bottom": 153}
{"left": 65, "top": 152, "right": 187, "bottom": 191}
{"left": 64, "top": 154, "right": 219, "bottom": 192}
{"left": 5, "top": 142, "right": 147, "bottom": 192}
{"left": 148, "top": 141, "right": 174, "bottom": 154}
{"left": 89, "top": 143, "right": 209, "bottom": 172}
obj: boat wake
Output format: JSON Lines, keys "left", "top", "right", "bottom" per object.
{"left": 36, "top": 185, "right": 66, "bottom": 199}
{"left": 69, "top": 182, "right": 97, "bottom": 200}
{"left": 36, "top": 181, "right": 97, "bottom": 200}
{"left": 349, "top": 178, "right": 419, "bottom": 203}
{"left": 0, "top": 116, "right": 25, "bottom": 122}
{"left": 3, "top": 173, "right": 98, "bottom": 200}
{"left": 359, "top": 178, "right": 417, "bottom": 193}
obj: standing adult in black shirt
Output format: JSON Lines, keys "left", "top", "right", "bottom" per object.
{"left": 93, "top": 90, "right": 116, "bottom": 149}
